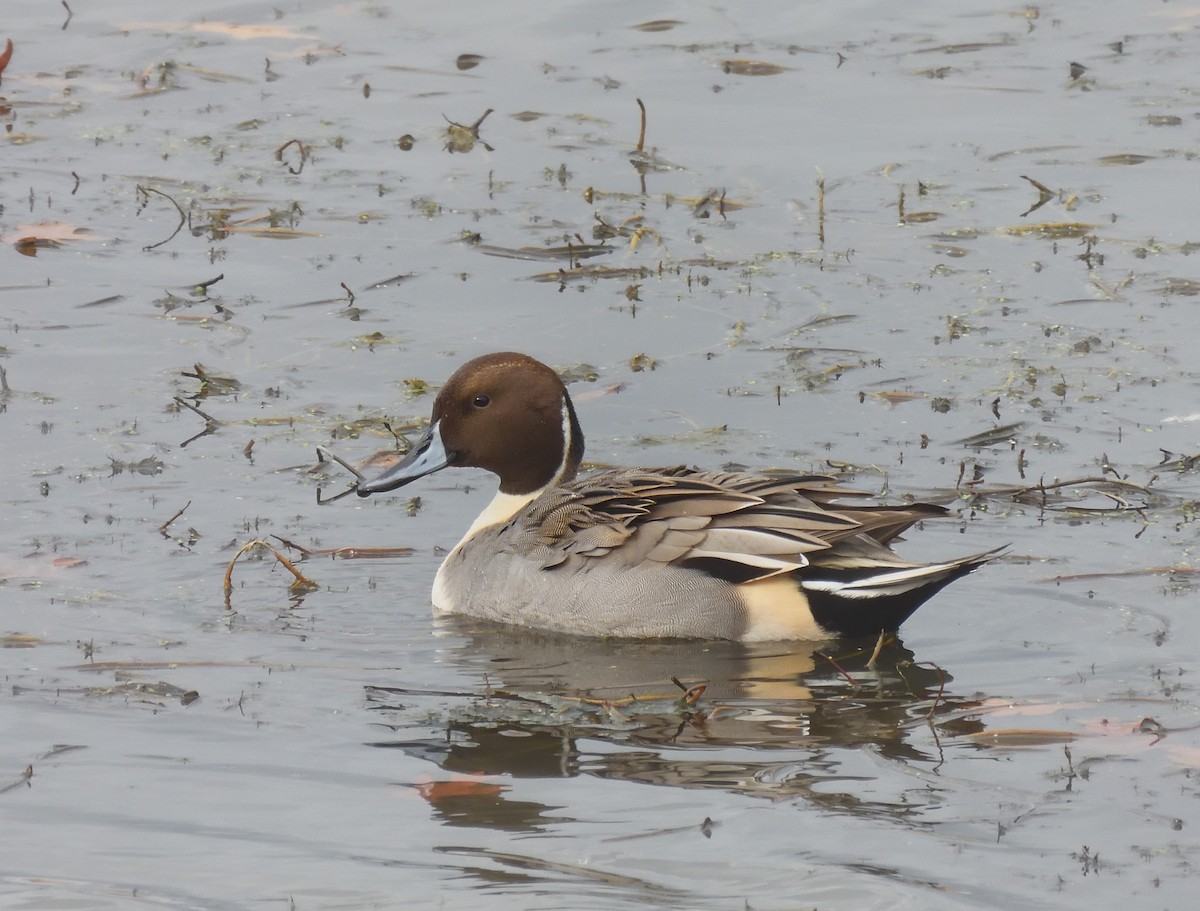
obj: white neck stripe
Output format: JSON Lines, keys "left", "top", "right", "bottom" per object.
{"left": 551, "top": 395, "right": 574, "bottom": 486}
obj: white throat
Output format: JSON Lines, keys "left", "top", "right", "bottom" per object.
{"left": 432, "top": 487, "right": 540, "bottom": 613}
{"left": 461, "top": 489, "right": 539, "bottom": 542}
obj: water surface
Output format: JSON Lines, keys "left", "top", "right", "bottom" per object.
{"left": 3, "top": 2, "right": 1199, "bottom": 908}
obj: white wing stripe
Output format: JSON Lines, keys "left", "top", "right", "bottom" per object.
{"left": 802, "top": 562, "right": 963, "bottom": 598}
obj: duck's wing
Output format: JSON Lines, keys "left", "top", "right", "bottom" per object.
{"left": 529, "top": 467, "right": 953, "bottom": 582}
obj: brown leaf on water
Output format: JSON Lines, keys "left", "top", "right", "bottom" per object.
{"left": 272, "top": 536, "right": 414, "bottom": 560}
{"left": 954, "top": 700, "right": 1200, "bottom": 757}
{"left": 14, "top": 237, "right": 51, "bottom": 257}
{"left": 216, "top": 225, "right": 319, "bottom": 239}
{"left": 118, "top": 21, "right": 309, "bottom": 41}
{"left": 13, "top": 221, "right": 91, "bottom": 240}
{"left": 475, "top": 242, "right": 612, "bottom": 262}
{"left": 873, "top": 391, "right": 926, "bottom": 405}
{"left": 632, "top": 20, "right": 684, "bottom": 32}
{"left": 1040, "top": 565, "right": 1196, "bottom": 583}
{"left": 965, "top": 728, "right": 1079, "bottom": 746}
{"left": 722, "top": 59, "right": 788, "bottom": 76}
{"left": 973, "top": 699, "right": 1092, "bottom": 717}
{"left": 953, "top": 421, "right": 1025, "bottom": 447}
{"left": 528, "top": 265, "right": 651, "bottom": 284}
{"left": 1098, "top": 153, "right": 1153, "bottom": 166}
{"left": 1157, "top": 278, "right": 1200, "bottom": 297}
{"left": 930, "top": 242, "right": 971, "bottom": 258}
{"left": 415, "top": 776, "right": 505, "bottom": 803}
{"left": 0, "top": 553, "right": 89, "bottom": 581}
{"left": 669, "top": 192, "right": 750, "bottom": 211}
{"left": 1, "top": 633, "right": 44, "bottom": 648}
{"left": 573, "top": 383, "right": 625, "bottom": 404}
{"left": 0, "top": 38, "right": 13, "bottom": 78}
{"left": 1000, "top": 222, "right": 1095, "bottom": 239}
{"left": 181, "top": 363, "right": 242, "bottom": 395}
{"left": 6, "top": 222, "right": 96, "bottom": 255}
{"left": 917, "top": 42, "right": 1011, "bottom": 55}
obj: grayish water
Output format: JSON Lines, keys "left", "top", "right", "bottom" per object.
{"left": 3, "top": 1, "right": 1200, "bottom": 908}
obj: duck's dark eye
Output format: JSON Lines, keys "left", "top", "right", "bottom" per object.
{"left": 472, "top": 394, "right": 490, "bottom": 408}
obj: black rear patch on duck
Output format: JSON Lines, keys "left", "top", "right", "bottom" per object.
{"left": 805, "top": 567, "right": 975, "bottom": 638}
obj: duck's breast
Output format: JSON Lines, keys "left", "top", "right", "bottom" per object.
{"left": 432, "top": 523, "right": 752, "bottom": 639}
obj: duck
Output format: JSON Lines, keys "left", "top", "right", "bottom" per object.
{"left": 347, "top": 352, "right": 1000, "bottom": 641}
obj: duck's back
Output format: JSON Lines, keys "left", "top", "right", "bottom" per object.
{"left": 429, "top": 467, "right": 986, "bottom": 640}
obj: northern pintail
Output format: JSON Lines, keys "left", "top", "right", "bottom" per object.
{"left": 344, "top": 352, "right": 999, "bottom": 640}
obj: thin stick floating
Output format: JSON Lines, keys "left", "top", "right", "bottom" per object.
{"left": 223, "top": 539, "right": 318, "bottom": 609}
{"left": 136, "top": 185, "right": 186, "bottom": 251}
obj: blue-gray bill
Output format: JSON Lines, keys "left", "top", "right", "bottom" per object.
{"left": 356, "top": 421, "right": 454, "bottom": 496}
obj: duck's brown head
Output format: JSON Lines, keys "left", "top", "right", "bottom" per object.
{"left": 357, "top": 352, "right": 585, "bottom": 497}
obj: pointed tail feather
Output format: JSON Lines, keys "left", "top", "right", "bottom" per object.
{"left": 803, "top": 546, "right": 1006, "bottom": 637}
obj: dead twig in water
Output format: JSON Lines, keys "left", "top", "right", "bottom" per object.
{"left": 1019, "top": 174, "right": 1055, "bottom": 217}
{"left": 1042, "top": 565, "right": 1198, "bottom": 584}
{"left": 315, "top": 445, "right": 366, "bottom": 483}
{"left": 314, "top": 445, "right": 366, "bottom": 504}
{"left": 816, "top": 651, "right": 859, "bottom": 690}
{"left": 895, "top": 659, "right": 949, "bottom": 722}
{"left": 816, "top": 168, "right": 826, "bottom": 247}
{"left": 223, "top": 539, "right": 318, "bottom": 608}
{"left": 173, "top": 396, "right": 219, "bottom": 424}
{"left": 558, "top": 685, "right": 717, "bottom": 717}
{"left": 275, "top": 138, "right": 308, "bottom": 174}
{"left": 159, "top": 500, "right": 191, "bottom": 536}
{"left": 136, "top": 185, "right": 187, "bottom": 251}
{"left": 173, "top": 396, "right": 221, "bottom": 447}
{"left": 670, "top": 676, "right": 707, "bottom": 706}
{"left": 866, "top": 630, "right": 888, "bottom": 669}
{"left": 635, "top": 97, "right": 647, "bottom": 153}
{"left": 1157, "top": 448, "right": 1200, "bottom": 472}
{"left": 443, "top": 109, "right": 494, "bottom": 152}
{"left": 469, "top": 108, "right": 493, "bottom": 133}
{"left": 272, "top": 535, "right": 413, "bottom": 560}
{"left": 0, "top": 764, "right": 34, "bottom": 796}
{"left": 977, "top": 474, "right": 1156, "bottom": 501}
{"left": 194, "top": 273, "right": 224, "bottom": 294}
{"left": 919, "top": 662, "right": 948, "bottom": 720}
{"left": 316, "top": 485, "right": 357, "bottom": 505}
